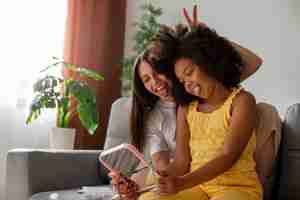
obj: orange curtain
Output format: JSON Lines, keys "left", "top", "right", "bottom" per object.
{"left": 64, "top": 0, "right": 127, "bottom": 149}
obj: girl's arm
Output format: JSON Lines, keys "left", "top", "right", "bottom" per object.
{"left": 163, "top": 106, "right": 191, "bottom": 176}
{"left": 159, "top": 91, "right": 257, "bottom": 194}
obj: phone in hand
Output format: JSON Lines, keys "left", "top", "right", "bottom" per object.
{"left": 99, "top": 143, "right": 157, "bottom": 198}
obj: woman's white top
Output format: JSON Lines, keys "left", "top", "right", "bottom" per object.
{"left": 144, "top": 100, "right": 177, "bottom": 160}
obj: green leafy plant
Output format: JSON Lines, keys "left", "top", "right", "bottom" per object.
{"left": 121, "top": 2, "right": 163, "bottom": 95}
{"left": 26, "top": 57, "right": 104, "bottom": 135}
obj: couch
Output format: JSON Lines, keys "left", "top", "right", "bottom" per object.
{"left": 5, "top": 97, "right": 300, "bottom": 200}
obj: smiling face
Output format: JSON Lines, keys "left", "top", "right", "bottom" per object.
{"left": 138, "top": 60, "right": 174, "bottom": 102}
{"left": 174, "top": 58, "right": 216, "bottom": 99}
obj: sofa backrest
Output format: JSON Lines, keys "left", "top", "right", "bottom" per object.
{"left": 103, "top": 97, "right": 140, "bottom": 174}
{"left": 277, "top": 103, "right": 300, "bottom": 199}
{"left": 104, "top": 97, "right": 132, "bottom": 149}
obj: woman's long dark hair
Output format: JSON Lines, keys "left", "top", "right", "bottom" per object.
{"left": 130, "top": 24, "right": 190, "bottom": 152}
{"left": 130, "top": 56, "right": 158, "bottom": 152}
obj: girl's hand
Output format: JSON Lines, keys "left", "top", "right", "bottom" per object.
{"left": 109, "top": 171, "right": 139, "bottom": 200}
{"left": 182, "top": 5, "right": 207, "bottom": 29}
{"left": 157, "top": 171, "right": 183, "bottom": 196}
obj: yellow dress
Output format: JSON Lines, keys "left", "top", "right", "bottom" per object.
{"left": 139, "top": 87, "right": 262, "bottom": 200}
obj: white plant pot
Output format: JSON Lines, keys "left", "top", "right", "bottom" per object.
{"left": 49, "top": 127, "right": 76, "bottom": 149}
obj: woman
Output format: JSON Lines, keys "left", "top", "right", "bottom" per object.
{"left": 111, "top": 6, "right": 262, "bottom": 200}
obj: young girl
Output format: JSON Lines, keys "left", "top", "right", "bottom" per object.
{"left": 153, "top": 25, "right": 262, "bottom": 200}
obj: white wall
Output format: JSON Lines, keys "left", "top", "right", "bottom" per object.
{"left": 0, "top": 1, "right": 66, "bottom": 199}
{"left": 125, "top": 0, "right": 300, "bottom": 116}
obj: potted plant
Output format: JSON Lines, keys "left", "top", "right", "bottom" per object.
{"left": 26, "top": 57, "right": 103, "bottom": 149}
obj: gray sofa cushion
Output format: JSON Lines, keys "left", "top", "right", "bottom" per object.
{"left": 104, "top": 97, "right": 132, "bottom": 150}
{"left": 102, "top": 97, "right": 139, "bottom": 173}
{"left": 277, "top": 103, "right": 300, "bottom": 199}
{"left": 97, "top": 97, "right": 134, "bottom": 186}
{"left": 30, "top": 185, "right": 114, "bottom": 200}
{"left": 5, "top": 149, "right": 103, "bottom": 200}
{"left": 263, "top": 156, "right": 279, "bottom": 200}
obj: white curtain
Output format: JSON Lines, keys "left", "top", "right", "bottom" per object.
{"left": 0, "top": 1, "right": 67, "bottom": 199}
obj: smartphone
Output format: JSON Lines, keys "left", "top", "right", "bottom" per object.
{"left": 99, "top": 143, "right": 157, "bottom": 198}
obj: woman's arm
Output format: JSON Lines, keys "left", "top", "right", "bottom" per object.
{"left": 230, "top": 41, "right": 262, "bottom": 81}
{"left": 159, "top": 91, "right": 257, "bottom": 194}
{"left": 109, "top": 151, "right": 170, "bottom": 200}
{"left": 163, "top": 106, "right": 191, "bottom": 176}
{"left": 130, "top": 162, "right": 149, "bottom": 188}
{"left": 109, "top": 151, "right": 169, "bottom": 200}
{"left": 151, "top": 151, "right": 171, "bottom": 171}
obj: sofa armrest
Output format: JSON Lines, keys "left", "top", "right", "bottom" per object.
{"left": 5, "top": 149, "right": 107, "bottom": 200}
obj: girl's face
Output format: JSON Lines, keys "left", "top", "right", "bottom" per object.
{"left": 138, "top": 60, "right": 174, "bottom": 101}
{"left": 174, "top": 58, "right": 216, "bottom": 99}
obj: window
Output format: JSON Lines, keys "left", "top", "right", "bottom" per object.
{"left": 0, "top": 1, "right": 67, "bottom": 107}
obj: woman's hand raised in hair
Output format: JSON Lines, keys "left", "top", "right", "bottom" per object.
{"left": 109, "top": 171, "right": 139, "bottom": 200}
{"left": 182, "top": 5, "right": 207, "bottom": 30}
